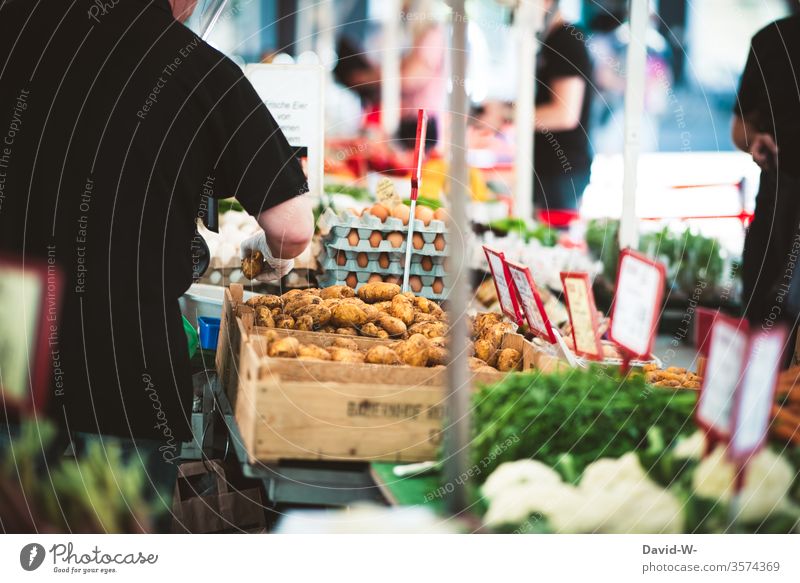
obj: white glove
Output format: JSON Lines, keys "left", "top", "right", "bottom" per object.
{"left": 240, "top": 231, "right": 294, "bottom": 283}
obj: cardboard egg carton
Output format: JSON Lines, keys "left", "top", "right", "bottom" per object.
{"left": 317, "top": 271, "right": 449, "bottom": 301}
{"left": 318, "top": 207, "right": 448, "bottom": 237}
{"left": 322, "top": 232, "right": 448, "bottom": 257}
{"left": 318, "top": 247, "right": 448, "bottom": 277}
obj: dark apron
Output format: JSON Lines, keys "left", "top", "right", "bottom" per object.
{"left": 742, "top": 170, "right": 800, "bottom": 325}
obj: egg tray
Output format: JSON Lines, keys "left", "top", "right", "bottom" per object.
{"left": 318, "top": 207, "right": 448, "bottom": 237}
{"left": 317, "top": 272, "right": 449, "bottom": 302}
{"left": 319, "top": 258, "right": 447, "bottom": 280}
{"left": 322, "top": 234, "right": 449, "bottom": 257}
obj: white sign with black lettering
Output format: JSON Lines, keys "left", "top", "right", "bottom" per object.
{"left": 609, "top": 251, "right": 664, "bottom": 357}
{"left": 244, "top": 63, "right": 324, "bottom": 197}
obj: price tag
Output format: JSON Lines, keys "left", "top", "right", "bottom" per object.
{"left": 0, "top": 255, "right": 61, "bottom": 413}
{"left": 560, "top": 272, "right": 603, "bottom": 359}
{"left": 609, "top": 249, "right": 665, "bottom": 358}
{"left": 729, "top": 326, "right": 788, "bottom": 461}
{"left": 506, "top": 261, "right": 555, "bottom": 343}
{"left": 696, "top": 315, "right": 748, "bottom": 441}
{"left": 482, "top": 247, "right": 521, "bottom": 324}
{"left": 375, "top": 178, "right": 399, "bottom": 206}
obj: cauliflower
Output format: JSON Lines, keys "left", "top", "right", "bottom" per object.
{"left": 673, "top": 430, "right": 707, "bottom": 460}
{"left": 481, "top": 459, "right": 562, "bottom": 502}
{"left": 579, "top": 452, "right": 647, "bottom": 491}
{"left": 692, "top": 446, "right": 795, "bottom": 523}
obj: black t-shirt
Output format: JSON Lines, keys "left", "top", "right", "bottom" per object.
{"left": 0, "top": 0, "right": 307, "bottom": 440}
{"left": 735, "top": 15, "right": 800, "bottom": 177}
{"left": 535, "top": 23, "right": 594, "bottom": 176}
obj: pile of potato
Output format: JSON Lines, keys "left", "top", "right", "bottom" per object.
{"left": 244, "top": 284, "right": 523, "bottom": 373}
{"left": 642, "top": 364, "right": 702, "bottom": 389}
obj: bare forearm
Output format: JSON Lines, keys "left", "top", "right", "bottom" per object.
{"left": 256, "top": 194, "right": 314, "bottom": 259}
{"left": 535, "top": 103, "right": 580, "bottom": 132}
{"left": 731, "top": 115, "right": 755, "bottom": 152}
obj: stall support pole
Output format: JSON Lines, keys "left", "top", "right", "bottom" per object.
{"left": 513, "top": 1, "right": 544, "bottom": 220}
{"left": 619, "top": 0, "right": 649, "bottom": 249}
{"left": 295, "top": 0, "right": 315, "bottom": 55}
{"left": 443, "top": 0, "right": 470, "bottom": 517}
{"left": 381, "top": 0, "right": 402, "bottom": 137}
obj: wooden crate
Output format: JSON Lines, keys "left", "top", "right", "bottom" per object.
{"left": 234, "top": 331, "right": 541, "bottom": 464}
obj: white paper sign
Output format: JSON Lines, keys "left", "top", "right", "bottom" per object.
{"left": 484, "top": 248, "right": 518, "bottom": 322}
{"left": 610, "top": 252, "right": 663, "bottom": 356}
{"left": 245, "top": 63, "right": 325, "bottom": 198}
{"left": 730, "top": 329, "right": 786, "bottom": 458}
{"left": 506, "top": 262, "right": 553, "bottom": 342}
{"left": 697, "top": 318, "right": 748, "bottom": 437}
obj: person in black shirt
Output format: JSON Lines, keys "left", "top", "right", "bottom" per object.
{"left": 732, "top": 15, "right": 800, "bottom": 325}
{"left": 533, "top": 0, "right": 594, "bottom": 215}
{"left": 0, "top": 0, "right": 312, "bottom": 530}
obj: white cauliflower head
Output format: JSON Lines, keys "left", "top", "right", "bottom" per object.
{"left": 580, "top": 452, "right": 647, "bottom": 492}
{"left": 673, "top": 431, "right": 707, "bottom": 460}
{"left": 481, "top": 459, "right": 563, "bottom": 502}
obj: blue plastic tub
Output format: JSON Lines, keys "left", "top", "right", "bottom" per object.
{"left": 197, "top": 316, "right": 221, "bottom": 351}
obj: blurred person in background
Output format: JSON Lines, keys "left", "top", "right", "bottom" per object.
{"left": 0, "top": 0, "right": 312, "bottom": 531}
{"left": 732, "top": 13, "right": 800, "bottom": 326}
{"left": 532, "top": 0, "right": 593, "bottom": 216}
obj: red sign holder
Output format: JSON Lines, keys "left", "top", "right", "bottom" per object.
{"left": 482, "top": 247, "right": 522, "bottom": 325}
{"left": 402, "top": 109, "right": 428, "bottom": 293}
{"left": 0, "top": 254, "right": 62, "bottom": 414}
{"left": 560, "top": 271, "right": 603, "bottom": 359}
{"left": 506, "top": 260, "right": 556, "bottom": 343}
{"left": 608, "top": 249, "right": 666, "bottom": 370}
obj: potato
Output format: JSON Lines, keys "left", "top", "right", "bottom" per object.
{"left": 284, "top": 295, "right": 322, "bottom": 315}
{"left": 335, "top": 327, "right": 359, "bottom": 336}
{"left": 294, "top": 304, "right": 332, "bottom": 328}
{"left": 396, "top": 334, "right": 431, "bottom": 367}
{"left": 496, "top": 348, "right": 522, "bottom": 372}
{"left": 331, "top": 303, "right": 368, "bottom": 327}
{"left": 476, "top": 365, "right": 499, "bottom": 374}
{"left": 430, "top": 336, "right": 448, "bottom": 348}
{"left": 268, "top": 337, "right": 300, "bottom": 358}
{"left": 294, "top": 314, "right": 315, "bottom": 331}
{"left": 281, "top": 289, "right": 311, "bottom": 302}
{"left": 320, "top": 285, "right": 355, "bottom": 300}
{"left": 468, "top": 356, "right": 488, "bottom": 371}
{"left": 361, "top": 303, "right": 380, "bottom": 322}
{"left": 357, "top": 282, "right": 401, "bottom": 303}
{"left": 360, "top": 322, "right": 390, "bottom": 339}
{"left": 390, "top": 294, "right": 415, "bottom": 326}
{"left": 246, "top": 294, "right": 282, "bottom": 311}
{"left": 273, "top": 314, "right": 294, "bottom": 329}
{"left": 473, "top": 312, "right": 503, "bottom": 337}
{"left": 332, "top": 337, "right": 359, "bottom": 351}
{"left": 408, "top": 321, "right": 447, "bottom": 339}
{"left": 413, "top": 295, "right": 434, "bottom": 314}
{"left": 427, "top": 345, "right": 448, "bottom": 366}
{"left": 413, "top": 312, "right": 438, "bottom": 324}
{"left": 321, "top": 298, "right": 342, "bottom": 309}
{"left": 480, "top": 322, "right": 515, "bottom": 348}
{"left": 298, "top": 344, "right": 332, "bottom": 361}
{"left": 253, "top": 306, "right": 274, "bottom": 328}
{"left": 376, "top": 313, "right": 407, "bottom": 338}
{"left": 365, "top": 345, "right": 403, "bottom": 365}
{"left": 241, "top": 250, "right": 264, "bottom": 280}
{"left": 473, "top": 339, "right": 499, "bottom": 367}
{"left": 319, "top": 325, "right": 336, "bottom": 334}
{"left": 329, "top": 347, "right": 365, "bottom": 363}
{"left": 373, "top": 300, "right": 393, "bottom": 313}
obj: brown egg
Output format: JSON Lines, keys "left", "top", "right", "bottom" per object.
{"left": 347, "top": 229, "right": 360, "bottom": 247}
{"left": 412, "top": 232, "right": 425, "bottom": 250}
{"left": 433, "top": 207, "right": 448, "bottom": 223}
{"left": 387, "top": 232, "right": 404, "bottom": 248}
{"left": 370, "top": 203, "right": 389, "bottom": 222}
{"left": 378, "top": 253, "right": 390, "bottom": 269}
{"left": 345, "top": 273, "right": 358, "bottom": 288}
{"left": 433, "top": 234, "right": 446, "bottom": 251}
{"left": 408, "top": 275, "right": 423, "bottom": 293}
{"left": 336, "top": 251, "right": 347, "bottom": 266}
{"left": 368, "top": 273, "right": 383, "bottom": 283}
{"left": 356, "top": 252, "right": 368, "bottom": 268}
{"left": 432, "top": 278, "right": 444, "bottom": 294}
{"left": 368, "top": 230, "right": 383, "bottom": 248}
{"left": 391, "top": 204, "right": 410, "bottom": 225}
{"left": 415, "top": 205, "right": 434, "bottom": 226}
{"left": 348, "top": 207, "right": 361, "bottom": 216}
{"left": 384, "top": 275, "right": 400, "bottom": 285}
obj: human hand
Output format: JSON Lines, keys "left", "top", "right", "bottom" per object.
{"left": 749, "top": 132, "right": 778, "bottom": 170}
{"left": 240, "top": 231, "right": 294, "bottom": 283}
{"left": 169, "top": 0, "right": 198, "bottom": 23}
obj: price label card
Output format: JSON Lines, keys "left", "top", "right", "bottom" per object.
{"left": 560, "top": 272, "right": 603, "bottom": 359}
{"left": 609, "top": 249, "right": 665, "bottom": 358}
{"left": 483, "top": 247, "right": 521, "bottom": 324}
{"left": 729, "top": 326, "right": 787, "bottom": 461}
{"left": 506, "top": 261, "right": 556, "bottom": 343}
{"left": 0, "top": 255, "right": 60, "bottom": 412}
{"left": 696, "top": 315, "right": 748, "bottom": 440}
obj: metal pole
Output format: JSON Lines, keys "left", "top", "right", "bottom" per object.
{"left": 619, "top": 0, "right": 648, "bottom": 249}
{"left": 444, "top": 0, "right": 470, "bottom": 516}
{"left": 514, "top": 1, "right": 544, "bottom": 220}
{"left": 381, "top": 0, "right": 402, "bottom": 137}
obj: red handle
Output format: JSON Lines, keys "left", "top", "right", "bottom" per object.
{"left": 410, "top": 109, "right": 428, "bottom": 200}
